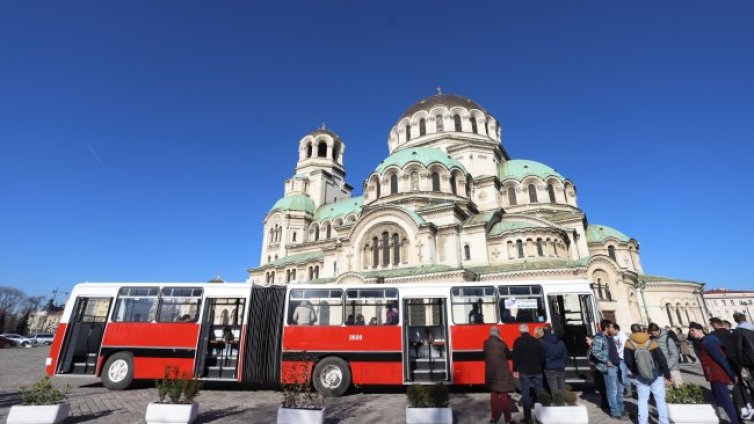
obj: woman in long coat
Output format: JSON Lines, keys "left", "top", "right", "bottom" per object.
{"left": 485, "top": 326, "right": 516, "bottom": 424}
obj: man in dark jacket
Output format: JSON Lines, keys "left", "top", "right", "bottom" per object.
{"left": 690, "top": 321, "right": 740, "bottom": 424}
{"left": 513, "top": 323, "right": 545, "bottom": 424}
{"left": 624, "top": 323, "right": 671, "bottom": 424}
{"left": 484, "top": 326, "right": 515, "bottom": 424}
{"left": 541, "top": 325, "right": 568, "bottom": 394}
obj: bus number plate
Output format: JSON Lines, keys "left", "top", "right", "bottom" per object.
{"left": 348, "top": 334, "right": 363, "bottom": 341}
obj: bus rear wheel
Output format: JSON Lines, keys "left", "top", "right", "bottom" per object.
{"left": 312, "top": 356, "right": 351, "bottom": 397}
{"left": 102, "top": 352, "right": 134, "bottom": 390}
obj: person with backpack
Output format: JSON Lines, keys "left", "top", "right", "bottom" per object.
{"left": 649, "top": 323, "right": 682, "bottom": 387}
{"left": 624, "top": 323, "right": 671, "bottom": 424}
{"left": 590, "top": 319, "right": 627, "bottom": 420}
{"left": 689, "top": 321, "right": 740, "bottom": 424}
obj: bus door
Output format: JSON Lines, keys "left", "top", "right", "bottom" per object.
{"left": 56, "top": 297, "right": 112, "bottom": 375}
{"left": 196, "top": 298, "right": 246, "bottom": 380}
{"left": 402, "top": 298, "right": 450, "bottom": 383}
{"left": 547, "top": 293, "right": 596, "bottom": 383}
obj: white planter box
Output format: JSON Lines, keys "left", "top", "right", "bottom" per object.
{"left": 145, "top": 402, "right": 198, "bottom": 424}
{"left": 6, "top": 403, "right": 70, "bottom": 424}
{"left": 534, "top": 403, "right": 589, "bottom": 424}
{"left": 276, "top": 406, "right": 326, "bottom": 424}
{"left": 667, "top": 403, "right": 719, "bottom": 424}
{"left": 405, "top": 406, "right": 453, "bottom": 424}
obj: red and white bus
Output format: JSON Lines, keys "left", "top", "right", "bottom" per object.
{"left": 46, "top": 279, "right": 598, "bottom": 395}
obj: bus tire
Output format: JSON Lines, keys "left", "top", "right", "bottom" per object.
{"left": 312, "top": 356, "right": 351, "bottom": 397}
{"left": 102, "top": 352, "right": 134, "bottom": 390}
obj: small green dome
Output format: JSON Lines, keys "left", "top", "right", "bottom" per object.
{"left": 269, "top": 194, "right": 315, "bottom": 214}
{"left": 374, "top": 147, "right": 466, "bottom": 174}
{"left": 499, "top": 159, "right": 564, "bottom": 181}
{"left": 586, "top": 224, "right": 631, "bottom": 243}
{"left": 314, "top": 196, "right": 364, "bottom": 221}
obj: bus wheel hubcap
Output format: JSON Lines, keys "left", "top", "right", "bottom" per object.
{"left": 320, "top": 365, "right": 342, "bottom": 389}
{"left": 108, "top": 359, "right": 128, "bottom": 382}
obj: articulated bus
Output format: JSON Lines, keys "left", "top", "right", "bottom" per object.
{"left": 46, "top": 280, "right": 598, "bottom": 396}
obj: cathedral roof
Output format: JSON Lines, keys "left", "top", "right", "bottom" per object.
{"left": 269, "top": 194, "right": 316, "bottom": 214}
{"left": 488, "top": 219, "right": 547, "bottom": 236}
{"left": 307, "top": 128, "right": 341, "bottom": 140}
{"left": 314, "top": 196, "right": 364, "bottom": 222}
{"left": 400, "top": 94, "right": 487, "bottom": 119}
{"left": 499, "top": 159, "right": 564, "bottom": 181}
{"left": 586, "top": 224, "right": 631, "bottom": 243}
{"left": 266, "top": 251, "right": 324, "bottom": 268}
{"left": 374, "top": 147, "right": 466, "bottom": 173}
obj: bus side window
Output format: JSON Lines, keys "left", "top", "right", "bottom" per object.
{"left": 450, "top": 286, "right": 496, "bottom": 324}
{"left": 345, "top": 288, "right": 399, "bottom": 326}
{"left": 497, "top": 285, "right": 547, "bottom": 323}
{"left": 288, "top": 289, "right": 344, "bottom": 326}
{"left": 157, "top": 287, "right": 202, "bottom": 323}
{"left": 112, "top": 287, "right": 159, "bottom": 322}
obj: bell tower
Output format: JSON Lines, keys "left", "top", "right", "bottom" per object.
{"left": 291, "top": 126, "right": 353, "bottom": 208}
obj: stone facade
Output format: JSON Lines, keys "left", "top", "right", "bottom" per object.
{"left": 704, "top": 289, "right": 754, "bottom": 323}
{"left": 248, "top": 93, "right": 704, "bottom": 332}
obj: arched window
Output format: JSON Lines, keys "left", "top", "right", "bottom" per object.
{"left": 464, "top": 245, "right": 471, "bottom": 261}
{"left": 410, "top": 172, "right": 419, "bottom": 191}
{"left": 528, "top": 184, "right": 538, "bottom": 203}
{"left": 292, "top": 232, "right": 297, "bottom": 242}
{"left": 507, "top": 188, "right": 517, "bottom": 206}
{"left": 332, "top": 143, "right": 340, "bottom": 161}
{"left": 314, "top": 266, "right": 319, "bottom": 279}
{"left": 392, "top": 233, "right": 400, "bottom": 265}
{"left": 308, "top": 267, "right": 313, "bottom": 280}
{"left": 516, "top": 240, "right": 524, "bottom": 258}
{"left": 419, "top": 118, "right": 426, "bottom": 136}
{"left": 265, "top": 272, "right": 269, "bottom": 283}
{"left": 470, "top": 116, "right": 478, "bottom": 134}
{"left": 390, "top": 174, "right": 398, "bottom": 194}
{"left": 372, "top": 237, "right": 379, "bottom": 269}
{"left": 596, "top": 278, "right": 604, "bottom": 299}
{"left": 286, "top": 270, "right": 291, "bottom": 283}
{"left": 306, "top": 143, "right": 312, "bottom": 158}
{"left": 431, "top": 172, "right": 440, "bottom": 192}
{"left": 608, "top": 246, "right": 616, "bottom": 261}
{"left": 454, "top": 115, "right": 462, "bottom": 132}
{"left": 267, "top": 255, "right": 271, "bottom": 263}
{"left": 435, "top": 115, "right": 443, "bottom": 132}
{"left": 277, "top": 227, "right": 282, "bottom": 242}
{"left": 271, "top": 271, "right": 275, "bottom": 282}
{"left": 450, "top": 175, "right": 457, "bottom": 195}
{"left": 676, "top": 304, "right": 684, "bottom": 325}
{"left": 553, "top": 240, "right": 558, "bottom": 256}
{"left": 605, "top": 282, "right": 612, "bottom": 301}
{"left": 548, "top": 184, "right": 556, "bottom": 203}
{"left": 685, "top": 305, "right": 692, "bottom": 324}
{"left": 536, "top": 239, "right": 544, "bottom": 257}
{"left": 291, "top": 269, "right": 296, "bottom": 280}
{"left": 375, "top": 180, "right": 381, "bottom": 198}
{"left": 666, "top": 303, "right": 674, "bottom": 326}
{"left": 326, "top": 224, "right": 331, "bottom": 239}
{"left": 406, "top": 124, "right": 411, "bottom": 141}
{"left": 382, "top": 232, "right": 390, "bottom": 267}
{"left": 317, "top": 141, "right": 327, "bottom": 157}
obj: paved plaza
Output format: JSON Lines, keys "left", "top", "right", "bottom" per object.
{"left": 0, "top": 346, "right": 734, "bottom": 423}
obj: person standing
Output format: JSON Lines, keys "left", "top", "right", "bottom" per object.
{"left": 541, "top": 325, "right": 568, "bottom": 395}
{"left": 590, "top": 319, "right": 627, "bottom": 420}
{"left": 484, "top": 326, "right": 515, "bottom": 424}
{"left": 689, "top": 321, "right": 740, "bottom": 424}
{"left": 292, "top": 300, "right": 317, "bottom": 325}
{"left": 649, "top": 323, "right": 683, "bottom": 387}
{"left": 677, "top": 327, "right": 697, "bottom": 364}
{"left": 513, "top": 323, "right": 545, "bottom": 424}
{"left": 624, "top": 323, "right": 671, "bottom": 424}
{"left": 613, "top": 324, "right": 632, "bottom": 397}
{"left": 732, "top": 312, "right": 754, "bottom": 420}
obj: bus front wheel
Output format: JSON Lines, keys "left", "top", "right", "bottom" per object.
{"left": 312, "top": 357, "right": 351, "bottom": 397}
{"left": 102, "top": 352, "right": 134, "bottom": 390}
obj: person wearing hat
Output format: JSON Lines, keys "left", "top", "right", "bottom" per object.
{"left": 689, "top": 321, "right": 740, "bottom": 424}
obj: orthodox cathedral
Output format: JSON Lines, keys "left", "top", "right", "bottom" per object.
{"left": 248, "top": 93, "right": 706, "bottom": 331}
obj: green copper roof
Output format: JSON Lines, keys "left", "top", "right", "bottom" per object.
{"left": 586, "top": 224, "right": 631, "bottom": 243}
{"left": 360, "top": 264, "right": 458, "bottom": 279}
{"left": 290, "top": 174, "right": 309, "bottom": 181}
{"left": 374, "top": 147, "right": 466, "bottom": 173}
{"left": 468, "top": 258, "right": 589, "bottom": 275}
{"left": 463, "top": 211, "right": 498, "bottom": 227}
{"left": 499, "top": 159, "right": 564, "bottom": 181}
{"left": 488, "top": 219, "right": 546, "bottom": 236}
{"left": 269, "top": 194, "right": 316, "bottom": 214}
{"left": 639, "top": 274, "right": 704, "bottom": 286}
{"left": 314, "top": 196, "right": 364, "bottom": 222}
{"left": 268, "top": 251, "right": 323, "bottom": 268}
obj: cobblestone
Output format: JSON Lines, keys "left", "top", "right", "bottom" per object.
{"left": 0, "top": 346, "right": 735, "bottom": 423}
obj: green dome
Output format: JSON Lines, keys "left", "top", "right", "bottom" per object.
{"left": 488, "top": 219, "right": 547, "bottom": 236}
{"left": 586, "top": 224, "right": 631, "bottom": 243}
{"left": 374, "top": 147, "right": 466, "bottom": 173}
{"left": 269, "top": 194, "right": 315, "bottom": 214}
{"left": 314, "top": 196, "right": 364, "bottom": 221}
{"left": 499, "top": 159, "right": 564, "bottom": 181}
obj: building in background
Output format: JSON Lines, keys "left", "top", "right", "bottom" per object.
{"left": 704, "top": 289, "right": 754, "bottom": 323}
{"left": 248, "top": 93, "right": 705, "bottom": 332}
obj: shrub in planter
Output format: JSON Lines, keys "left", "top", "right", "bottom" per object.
{"left": 7, "top": 376, "right": 72, "bottom": 424}
{"left": 145, "top": 366, "right": 201, "bottom": 424}
{"left": 666, "top": 384, "right": 718, "bottom": 424}
{"left": 535, "top": 386, "right": 588, "bottom": 424}
{"left": 278, "top": 355, "right": 327, "bottom": 424}
{"left": 406, "top": 384, "right": 452, "bottom": 424}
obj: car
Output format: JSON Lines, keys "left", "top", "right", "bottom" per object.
{"left": 32, "top": 333, "right": 54, "bottom": 345}
{"left": 0, "top": 335, "right": 17, "bottom": 349}
{"left": 0, "top": 333, "right": 32, "bottom": 347}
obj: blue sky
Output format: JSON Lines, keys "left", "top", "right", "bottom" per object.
{"left": 1, "top": 1, "right": 752, "bottom": 301}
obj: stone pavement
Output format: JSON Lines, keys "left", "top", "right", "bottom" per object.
{"left": 0, "top": 346, "right": 735, "bottom": 423}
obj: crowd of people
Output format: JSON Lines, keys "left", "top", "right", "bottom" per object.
{"left": 483, "top": 312, "right": 754, "bottom": 424}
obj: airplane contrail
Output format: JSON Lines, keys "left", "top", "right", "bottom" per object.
{"left": 86, "top": 144, "right": 107, "bottom": 168}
